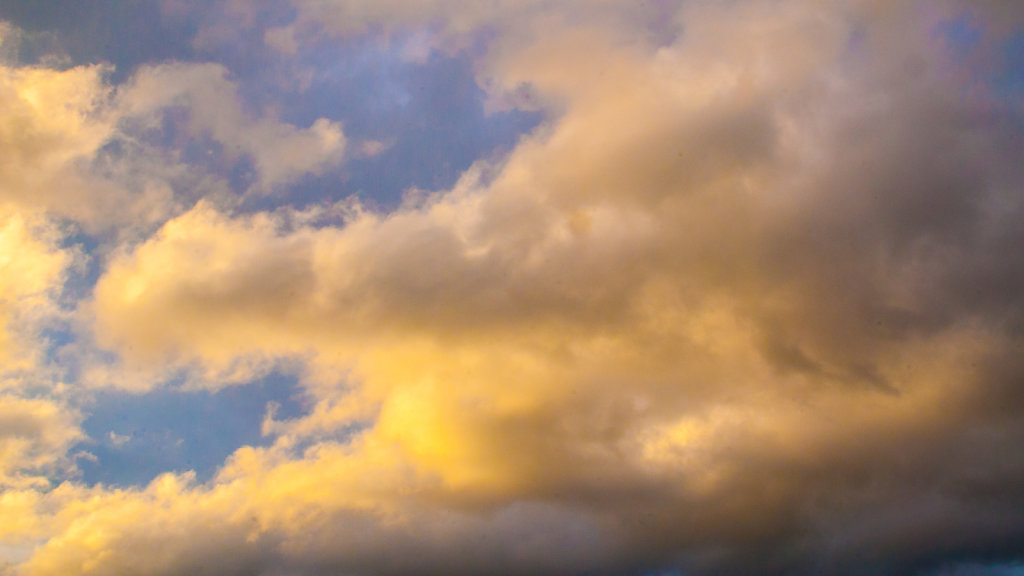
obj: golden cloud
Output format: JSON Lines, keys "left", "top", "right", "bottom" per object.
{"left": 3, "top": 1, "right": 1024, "bottom": 574}
{"left": 0, "top": 207, "right": 71, "bottom": 374}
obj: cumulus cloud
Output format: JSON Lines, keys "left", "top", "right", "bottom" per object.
{"left": 3, "top": 1, "right": 1024, "bottom": 575}
{"left": 0, "top": 48, "right": 345, "bottom": 235}
{"left": 0, "top": 76, "right": 86, "bottom": 503}
{"left": 0, "top": 63, "right": 118, "bottom": 222}
{"left": 0, "top": 396, "right": 80, "bottom": 490}
{"left": 119, "top": 62, "right": 346, "bottom": 191}
{"left": 0, "top": 208, "right": 72, "bottom": 374}
{"left": 0, "top": 49, "right": 187, "bottom": 232}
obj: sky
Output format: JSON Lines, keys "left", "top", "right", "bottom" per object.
{"left": 0, "top": 1, "right": 1024, "bottom": 575}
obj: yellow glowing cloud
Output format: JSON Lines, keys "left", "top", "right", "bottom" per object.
{"left": 0, "top": 65, "right": 112, "bottom": 170}
{"left": 5, "top": 1, "right": 1024, "bottom": 574}
{"left": 0, "top": 55, "right": 346, "bottom": 232}
{"left": 0, "top": 57, "right": 184, "bottom": 233}
{"left": 87, "top": 0, "right": 981, "bottom": 515}
{"left": 0, "top": 207, "right": 71, "bottom": 373}
{"left": 0, "top": 395, "right": 80, "bottom": 490}
{"left": 0, "top": 63, "right": 121, "bottom": 223}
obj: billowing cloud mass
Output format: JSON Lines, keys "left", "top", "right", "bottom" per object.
{"left": 1, "top": 1, "right": 1024, "bottom": 575}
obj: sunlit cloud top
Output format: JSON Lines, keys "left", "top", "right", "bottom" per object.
{"left": 1, "top": 1, "right": 1024, "bottom": 575}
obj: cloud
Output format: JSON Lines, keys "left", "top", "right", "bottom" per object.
{"left": 0, "top": 21, "right": 21, "bottom": 64}
{"left": 0, "top": 48, "right": 184, "bottom": 233}
{"left": 10, "top": 464, "right": 626, "bottom": 576}
{"left": 119, "top": 62, "right": 346, "bottom": 191}
{"left": 5, "top": 1, "right": 1024, "bottom": 575}
{"left": 70, "top": 2, "right": 1024, "bottom": 574}
{"left": 0, "top": 396, "right": 81, "bottom": 490}
{"left": 0, "top": 49, "right": 345, "bottom": 234}
{"left": 288, "top": 0, "right": 648, "bottom": 43}
{"left": 0, "top": 207, "right": 72, "bottom": 374}
{"left": 106, "top": 431, "right": 129, "bottom": 448}
{"left": 0, "top": 63, "right": 116, "bottom": 218}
